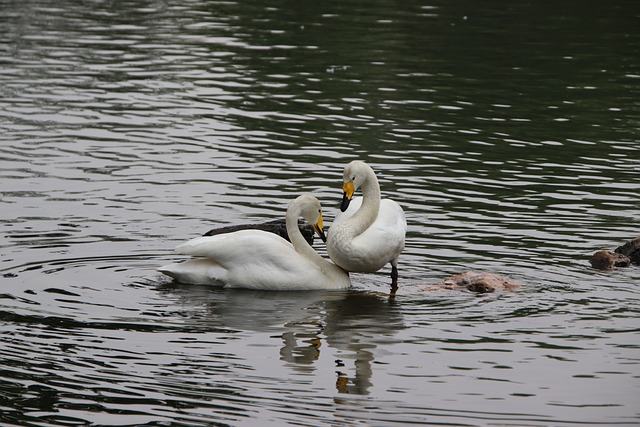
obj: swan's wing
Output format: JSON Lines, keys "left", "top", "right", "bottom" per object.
{"left": 331, "top": 197, "right": 405, "bottom": 230}
{"left": 332, "top": 197, "right": 406, "bottom": 240}
{"left": 176, "top": 230, "right": 317, "bottom": 280}
{"left": 375, "top": 199, "right": 407, "bottom": 237}
{"left": 158, "top": 258, "right": 228, "bottom": 285}
{"left": 353, "top": 199, "right": 406, "bottom": 250}
{"left": 176, "top": 230, "right": 332, "bottom": 289}
{"left": 176, "top": 229, "right": 294, "bottom": 262}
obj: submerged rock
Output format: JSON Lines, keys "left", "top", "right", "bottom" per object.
{"left": 444, "top": 271, "right": 521, "bottom": 293}
{"left": 590, "top": 236, "right": 639, "bottom": 270}
{"left": 590, "top": 250, "right": 631, "bottom": 270}
{"left": 203, "top": 218, "right": 316, "bottom": 245}
{"left": 420, "top": 271, "right": 521, "bottom": 293}
{"left": 614, "top": 237, "right": 640, "bottom": 264}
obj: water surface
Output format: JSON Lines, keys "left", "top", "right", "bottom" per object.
{"left": 1, "top": 0, "right": 639, "bottom": 426}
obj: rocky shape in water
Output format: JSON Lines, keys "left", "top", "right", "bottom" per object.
{"left": 420, "top": 271, "right": 521, "bottom": 293}
{"left": 590, "top": 251, "right": 631, "bottom": 270}
{"left": 590, "top": 236, "right": 640, "bottom": 270}
{"left": 614, "top": 237, "right": 640, "bottom": 264}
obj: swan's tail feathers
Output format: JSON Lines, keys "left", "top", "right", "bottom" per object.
{"left": 158, "top": 258, "right": 227, "bottom": 286}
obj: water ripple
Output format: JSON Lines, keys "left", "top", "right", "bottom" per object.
{"left": 2, "top": 0, "right": 639, "bottom": 425}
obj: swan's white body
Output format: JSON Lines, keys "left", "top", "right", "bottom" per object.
{"left": 329, "top": 196, "right": 406, "bottom": 273}
{"left": 158, "top": 195, "right": 350, "bottom": 290}
{"left": 327, "top": 161, "right": 406, "bottom": 286}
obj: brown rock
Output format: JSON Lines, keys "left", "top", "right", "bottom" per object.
{"left": 443, "top": 271, "right": 521, "bottom": 293}
{"left": 590, "top": 250, "right": 631, "bottom": 270}
{"left": 614, "top": 237, "right": 640, "bottom": 264}
{"left": 418, "top": 272, "right": 521, "bottom": 293}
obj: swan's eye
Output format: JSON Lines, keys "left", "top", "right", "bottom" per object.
{"left": 351, "top": 176, "right": 355, "bottom": 181}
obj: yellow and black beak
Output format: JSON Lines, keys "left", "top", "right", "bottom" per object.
{"left": 312, "top": 212, "right": 327, "bottom": 243}
{"left": 340, "top": 181, "right": 355, "bottom": 212}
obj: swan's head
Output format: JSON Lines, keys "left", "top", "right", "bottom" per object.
{"left": 340, "top": 160, "right": 370, "bottom": 212}
{"left": 295, "top": 194, "right": 327, "bottom": 243}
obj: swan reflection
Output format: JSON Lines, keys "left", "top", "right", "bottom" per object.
{"left": 324, "top": 292, "right": 404, "bottom": 394}
{"left": 158, "top": 282, "right": 404, "bottom": 395}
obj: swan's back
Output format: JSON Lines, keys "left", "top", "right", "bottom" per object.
{"left": 176, "top": 230, "right": 293, "bottom": 263}
{"left": 160, "top": 229, "right": 349, "bottom": 290}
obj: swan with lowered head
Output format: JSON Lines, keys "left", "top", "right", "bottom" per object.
{"left": 158, "top": 194, "right": 350, "bottom": 290}
{"left": 327, "top": 161, "right": 406, "bottom": 293}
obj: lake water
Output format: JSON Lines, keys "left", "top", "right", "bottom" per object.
{"left": 1, "top": 0, "right": 639, "bottom": 426}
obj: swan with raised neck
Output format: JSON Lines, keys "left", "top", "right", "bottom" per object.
{"left": 327, "top": 161, "right": 406, "bottom": 294}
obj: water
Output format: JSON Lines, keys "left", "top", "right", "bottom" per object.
{"left": 1, "top": 0, "right": 639, "bottom": 425}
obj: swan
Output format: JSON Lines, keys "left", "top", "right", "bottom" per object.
{"left": 158, "top": 194, "right": 351, "bottom": 290}
{"left": 326, "top": 160, "right": 406, "bottom": 293}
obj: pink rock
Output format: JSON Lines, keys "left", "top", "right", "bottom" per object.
{"left": 443, "top": 271, "right": 521, "bottom": 293}
{"left": 419, "top": 271, "right": 521, "bottom": 293}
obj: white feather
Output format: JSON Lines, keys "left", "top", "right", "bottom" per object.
{"left": 159, "top": 195, "right": 350, "bottom": 290}
{"left": 327, "top": 161, "right": 407, "bottom": 274}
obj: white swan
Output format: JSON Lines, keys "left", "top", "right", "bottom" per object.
{"left": 158, "top": 194, "right": 350, "bottom": 290}
{"left": 326, "top": 161, "right": 406, "bottom": 292}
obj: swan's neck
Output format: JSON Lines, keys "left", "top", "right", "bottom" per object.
{"left": 286, "top": 208, "right": 326, "bottom": 266}
{"left": 348, "top": 168, "right": 380, "bottom": 236}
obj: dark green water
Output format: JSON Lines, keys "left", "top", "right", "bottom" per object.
{"left": 1, "top": 1, "right": 639, "bottom": 426}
